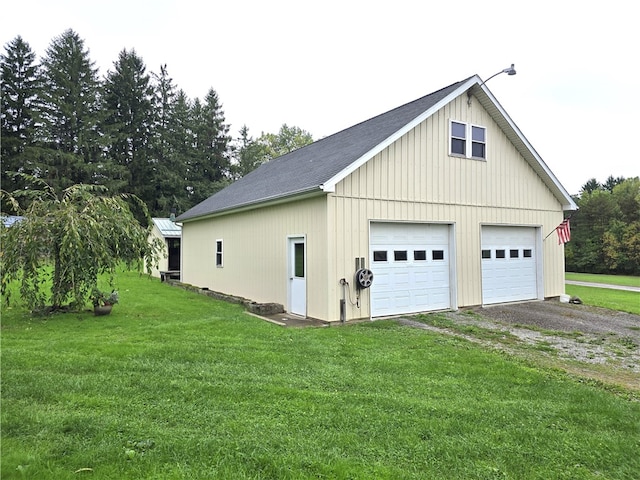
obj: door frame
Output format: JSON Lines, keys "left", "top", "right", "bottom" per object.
{"left": 287, "top": 235, "right": 307, "bottom": 317}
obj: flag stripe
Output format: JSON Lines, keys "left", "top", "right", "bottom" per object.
{"left": 556, "top": 219, "right": 570, "bottom": 244}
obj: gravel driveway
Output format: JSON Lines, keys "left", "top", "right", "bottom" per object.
{"left": 472, "top": 301, "right": 640, "bottom": 340}
{"left": 400, "top": 300, "right": 640, "bottom": 385}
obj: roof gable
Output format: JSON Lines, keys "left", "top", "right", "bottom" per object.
{"left": 177, "top": 75, "right": 575, "bottom": 222}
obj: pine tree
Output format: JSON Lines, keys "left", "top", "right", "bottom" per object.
{"left": 38, "top": 29, "right": 106, "bottom": 189}
{"left": 103, "top": 49, "right": 156, "bottom": 202}
{"left": 1, "top": 36, "right": 43, "bottom": 201}
{"left": 148, "top": 65, "right": 190, "bottom": 216}
{"left": 188, "top": 88, "right": 232, "bottom": 204}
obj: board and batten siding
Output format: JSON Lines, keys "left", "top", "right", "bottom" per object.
{"left": 330, "top": 94, "right": 566, "bottom": 316}
{"left": 148, "top": 225, "right": 168, "bottom": 278}
{"left": 180, "top": 195, "right": 330, "bottom": 320}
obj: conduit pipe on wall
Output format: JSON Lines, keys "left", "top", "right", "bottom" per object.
{"left": 339, "top": 278, "right": 347, "bottom": 323}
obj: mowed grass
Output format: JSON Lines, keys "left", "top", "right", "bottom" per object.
{"left": 2, "top": 273, "right": 640, "bottom": 479}
{"left": 564, "top": 284, "right": 640, "bottom": 315}
{"left": 566, "top": 272, "right": 640, "bottom": 288}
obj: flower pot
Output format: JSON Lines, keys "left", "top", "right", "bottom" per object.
{"left": 94, "top": 304, "right": 113, "bottom": 316}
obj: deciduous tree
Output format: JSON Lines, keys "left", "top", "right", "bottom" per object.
{"left": 0, "top": 176, "right": 162, "bottom": 313}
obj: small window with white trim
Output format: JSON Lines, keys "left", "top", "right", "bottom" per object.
{"left": 450, "top": 120, "right": 486, "bottom": 160}
{"left": 373, "top": 251, "right": 388, "bottom": 262}
{"left": 394, "top": 250, "right": 408, "bottom": 261}
{"left": 216, "top": 239, "right": 223, "bottom": 267}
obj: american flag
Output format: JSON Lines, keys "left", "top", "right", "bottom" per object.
{"left": 556, "top": 218, "right": 571, "bottom": 245}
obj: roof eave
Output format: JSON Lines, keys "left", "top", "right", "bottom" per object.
{"left": 178, "top": 186, "right": 326, "bottom": 223}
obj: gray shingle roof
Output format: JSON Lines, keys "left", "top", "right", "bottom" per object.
{"left": 176, "top": 78, "right": 470, "bottom": 222}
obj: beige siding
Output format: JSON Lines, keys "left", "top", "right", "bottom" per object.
{"left": 148, "top": 225, "right": 168, "bottom": 278}
{"left": 333, "top": 94, "right": 566, "bottom": 316}
{"left": 181, "top": 196, "right": 330, "bottom": 320}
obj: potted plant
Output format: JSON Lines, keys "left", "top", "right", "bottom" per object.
{"left": 91, "top": 288, "right": 119, "bottom": 316}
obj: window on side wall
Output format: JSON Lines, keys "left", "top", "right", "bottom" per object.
{"left": 216, "top": 239, "right": 223, "bottom": 267}
{"left": 450, "top": 120, "right": 486, "bottom": 160}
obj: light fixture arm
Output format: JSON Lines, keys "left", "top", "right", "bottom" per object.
{"left": 467, "top": 64, "right": 516, "bottom": 105}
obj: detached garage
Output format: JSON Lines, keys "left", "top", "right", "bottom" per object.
{"left": 176, "top": 75, "right": 577, "bottom": 323}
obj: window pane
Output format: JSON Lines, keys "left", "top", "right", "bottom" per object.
{"left": 496, "top": 249, "right": 506, "bottom": 259}
{"left": 432, "top": 250, "right": 444, "bottom": 260}
{"left": 216, "top": 240, "right": 223, "bottom": 266}
{"left": 451, "top": 138, "right": 466, "bottom": 155}
{"left": 510, "top": 249, "right": 519, "bottom": 258}
{"left": 523, "top": 249, "right": 532, "bottom": 258}
{"left": 394, "top": 250, "right": 408, "bottom": 261}
{"left": 452, "top": 122, "right": 466, "bottom": 138}
{"left": 414, "top": 250, "right": 427, "bottom": 261}
{"left": 471, "top": 142, "right": 485, "bottom": 158}
{"left": 373, "top": 250, "right": 388, "bottom": 262}
{"left": 482, "top": 249, "right": 491, "bottom": 259}
{"left": 294, "top": 243, "right": 304, "bottom": 277}
{"left": 472, "top": 126, "right": 485, "bottom": 142}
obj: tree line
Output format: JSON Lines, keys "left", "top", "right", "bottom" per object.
{"left": 1, "top": 30, "right": 313, "bottom": 217}
{"left": 566, "top": 176, "right": 640, "bottom": 275}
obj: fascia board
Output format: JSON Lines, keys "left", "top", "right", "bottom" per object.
{"left": 178, "top": 187, "right": 325, "bottom": 223}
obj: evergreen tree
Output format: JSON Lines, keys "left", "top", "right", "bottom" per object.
{"left": 148, "top": 65, "right": 190, "bottom": 216}
{"left": 38, "top": 29, "right": 106, "bottom": 189}
{"left": 231, "top": 125, "right": 263, "bottom": 179}
{"left": 580, "top": 178, "right": 601, "bottom": 195}
{"left": 170, "top": 90, "right": 197, "bottom": 211}
{"left": 188, "top": 88, "right": 231, "bottom": 204}
{"left": 103, "top": 49, "right": 156, "bottom": 203}
{"left": 0, "top": 36, "right": 42, "bottom": 203}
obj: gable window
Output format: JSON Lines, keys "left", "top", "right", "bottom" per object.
{"left": 450, "top": 121, "right": 466, "bottom": 156}
{"left": 450, "top": 120, "right": 486, "bottom": 160}
{"left": 216, "top": 239, "right": 223, "bottom": 267}
{"left": 471, "top": 126, "right": 486, "bottom": 158}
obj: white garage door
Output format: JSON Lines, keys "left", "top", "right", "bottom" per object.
{"left": 370, "top": 223, "right": 451, "bottom": 317}
{"left": 481, "top": 226, "right": 538, "bottom": 304}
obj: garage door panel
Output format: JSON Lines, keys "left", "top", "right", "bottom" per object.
{"left": 482, "top": 226, "right": 538, "bottom": 304}
{"left": 370, "top": 223, "right": 451, "bottom": 316}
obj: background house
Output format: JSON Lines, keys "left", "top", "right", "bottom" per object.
{"left": 150, "top": 218, "right": 181, "bottom": 280}
{"left": 176, "top": 75, "right": 577, "bottom": 322}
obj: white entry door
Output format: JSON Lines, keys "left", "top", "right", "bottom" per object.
{"left": 288, "top": 237, "right": 306, "bottom": 316}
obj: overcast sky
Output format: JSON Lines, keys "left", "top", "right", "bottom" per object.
{"left": 3, "top": 0, "right": 638, "bottom": 195}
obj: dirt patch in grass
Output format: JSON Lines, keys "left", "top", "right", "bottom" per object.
{"left": 402, "top": 300, "right": 640, "bottom": 393}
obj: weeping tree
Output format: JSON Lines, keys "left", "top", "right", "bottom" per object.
{"left": 1, "top": 176, "right": 163, "bottom": 313}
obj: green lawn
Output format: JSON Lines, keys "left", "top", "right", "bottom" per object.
{"left": 2, "top": 272, "right": 639, "bottom": 479}
{"left": 566, "top": 272, "right": 640, "bottom": 288}
{"left": 564, "top": 285, "right": 640, "bottom": 315}
{"left": 565, "top": 273, "right": 640, "bottom": 315}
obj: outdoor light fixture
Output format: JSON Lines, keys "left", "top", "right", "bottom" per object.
{"left": 481, "top": 63, "right": 517, "bottom": 86}
{"left": 468, "top": 64, "right": 516, "bottom": 105}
